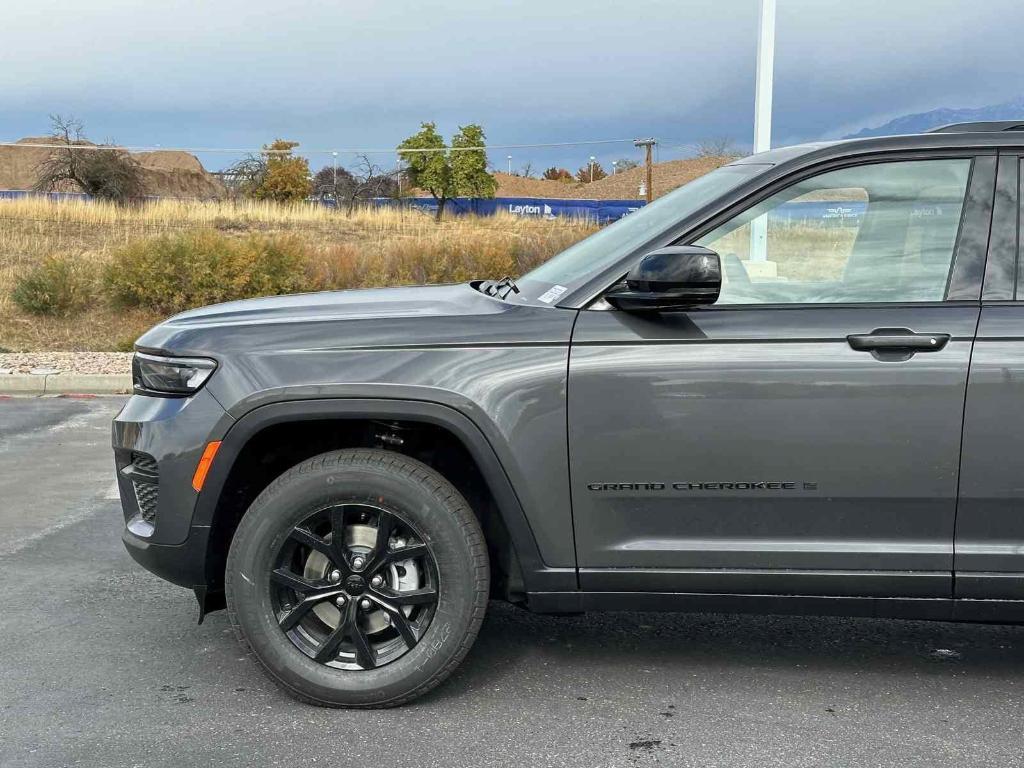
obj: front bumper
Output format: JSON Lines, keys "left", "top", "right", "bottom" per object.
{"left": 121, "top": 524, "right": 213, "bottom": 588}
{"left": 112, "top": 388, "right": 233, "bottom": 588}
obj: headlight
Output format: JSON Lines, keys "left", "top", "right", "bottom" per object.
{"left": 132, "top": 352, "right": 217, "bottom": 396}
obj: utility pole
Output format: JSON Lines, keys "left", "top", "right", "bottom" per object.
{"left": 633, "top": 138, "right": 656, "bottom": 203}
{"left": 750, "top": 0, "right": 775, "bottom": 265}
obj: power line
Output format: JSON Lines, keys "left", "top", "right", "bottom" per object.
{"left": 0, "top": 137, "right": 646, "bottom": 156}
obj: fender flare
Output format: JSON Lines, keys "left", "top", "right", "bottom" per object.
{"left": 193, "top": 397, "right": 576, "bottom": 593}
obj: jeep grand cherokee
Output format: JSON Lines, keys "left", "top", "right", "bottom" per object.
{"left": 114, "top": 121, "right": 1024, "bottom": 706}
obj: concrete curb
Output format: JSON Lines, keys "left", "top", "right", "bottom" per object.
{"left": 0, "top": 373, "right": 132, "bottom": 395}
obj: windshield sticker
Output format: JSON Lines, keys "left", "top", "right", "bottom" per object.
{"left": 537, "top": 285, "right": 568, "bottom": 304}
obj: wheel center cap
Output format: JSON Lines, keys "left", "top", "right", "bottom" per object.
{"left": 344, "top": 574, "right": 367, "bottom": 595}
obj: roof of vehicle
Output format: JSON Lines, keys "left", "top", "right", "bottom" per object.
{"left": 929, "top": 120, "right": 1024, "bottom": 133}
{"left": 735, "top": 122, "right": 1024, "bottom": 169}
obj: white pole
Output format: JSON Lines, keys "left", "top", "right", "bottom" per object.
{"left": 753, "top": 0, "right": 775, "bottom": 154}
{"left": 507, "top": 155, "right": 512, "bottom": 174}
{"left": 750, "top": 0, "right": 775, "bottom": 265}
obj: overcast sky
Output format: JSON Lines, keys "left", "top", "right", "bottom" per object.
{"left": 3, "top": 0, "right": 1023, "bottom": 172}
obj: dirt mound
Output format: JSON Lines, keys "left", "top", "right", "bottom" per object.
{"left": 136, "top": 150, "right": 225, "bottom": 197}
{"left": 492, "top": 156, "right": 733, "bottom": 200}
{"left": 0, "top": 137, "right": 57, "bottom": 191}
{"left": 494, "top": 155, "right": 735, "bottom": 199}
{"left": 0, "top": 137, "right": 224, "bottom": 198}
{"left": 135, "top": 150, "right": 205, "bottom": 174}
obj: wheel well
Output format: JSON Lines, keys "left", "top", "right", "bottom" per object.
{"left": 205, "top": 418, "right": 525, "bottom": 602}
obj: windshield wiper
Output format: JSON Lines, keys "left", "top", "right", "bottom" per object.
{"left": 482, "top": 276, "right": 520, "bottom": 299}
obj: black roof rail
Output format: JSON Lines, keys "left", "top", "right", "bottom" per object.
{"left": 930, "top": 120, "right": 1024, "bottom": 133}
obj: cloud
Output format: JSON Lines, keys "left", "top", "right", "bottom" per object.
{"left": 2, "top": 0, "right": 1021, "bottom": 168}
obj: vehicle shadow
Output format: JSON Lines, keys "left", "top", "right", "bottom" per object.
{"left": 441, "top": 599, "right": 1024, "bottom": 699}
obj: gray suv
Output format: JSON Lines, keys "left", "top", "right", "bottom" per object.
{"left": 114, "top": 122, "right": 1024, "bottom": 707}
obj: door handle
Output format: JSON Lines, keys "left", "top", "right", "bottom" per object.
{"left": 847, "top": 328, "right": 950, "bottom": 359}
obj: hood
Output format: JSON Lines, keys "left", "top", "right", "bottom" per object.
{"left": 136, "top": 282, "right": 572, "bottom": 355}
{"left": 157, "top": 283, "right": 483, "bottom": 329}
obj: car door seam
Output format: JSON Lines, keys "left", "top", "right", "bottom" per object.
{"left": 952, "top": 308, "right": 984, "bottom": 598}
{"left": 566, "top": 308, "right": 583, "bottom": 591}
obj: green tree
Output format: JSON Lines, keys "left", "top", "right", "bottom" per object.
{"left": 398, "top": 122, "right": 496, "bottom": 221}
{"left": 451, "top": 124, "right": 496, "bottom": 199}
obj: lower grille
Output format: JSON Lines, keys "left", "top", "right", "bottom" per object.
{"left": 131, "top": 452, "right": 158, "bottom": 474}
{"left": 130, "top": 452, "right": 159, "bottom": 524}
{"left": 134, "top": 480, "right": 159, "bottom": 522}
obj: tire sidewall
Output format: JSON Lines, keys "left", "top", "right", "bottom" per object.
{"left": 227, "top": 452, "right": 484, "bottom": 706}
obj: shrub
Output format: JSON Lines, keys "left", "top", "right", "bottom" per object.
{"left": 542, "top": 167, "right": 574, "bottom": 182}
{"left": 106, "top": 230, "right": 308, "bottom": 313}
{"left": 309, "top": 226, "right": 583, "bottom": 292}
{"left": 225, "top": 139, "right": 311, "bottom": 203}
{"left": 576, "top": 161, "right": 607, "bottom": 183}
{"left": 12, "top": 255, "right": 96, "bottom": 316}
{"left": 115, "top": 336, "right": 137, "bottom": 353}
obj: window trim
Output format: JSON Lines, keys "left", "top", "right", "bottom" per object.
{"left": 978, "top": 152, "right": 1017, "bottom": 301}
{"left": 588, "top": 149, "right": 996, "bottom": 311}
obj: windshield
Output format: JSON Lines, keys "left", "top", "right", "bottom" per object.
{"left": 518, "top": 163, "right": 768, "bottom": 301}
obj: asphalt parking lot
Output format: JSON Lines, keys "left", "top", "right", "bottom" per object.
{"left": 2, "top": 396, "right": 1024, "bottom": 767}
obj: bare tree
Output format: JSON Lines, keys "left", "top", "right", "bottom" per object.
{"left": 695, "top": 137, "right": 740, "bottom": 159}
{"left": 33, "top": 115, "right": 145, "bottom": 203}
{"left": 518, "top": 162, "right": 534, "bottom": 178}
{"left": 222, "top": 153, "right": 268, "bottom": 198}
{"left": 311, "top": 155, "right": 399, "bottom": 215}
{"left": 342, "top": 155, "right": 399, "bottom": 213}
{"left": 312, "top": 164, "right": 355, "bottom": 201}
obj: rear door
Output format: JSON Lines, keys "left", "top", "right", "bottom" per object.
{"left": 569, "top": 152, "right": 994, "bottom": 598}
{"left": 956, "top": 151, "right": 1024, "bottom": 599}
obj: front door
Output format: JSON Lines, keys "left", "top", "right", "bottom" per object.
{"left": 569, "top": 154, "right": 993, "bottom": 598}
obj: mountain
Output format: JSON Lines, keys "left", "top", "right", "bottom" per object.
{"left": 844, "top": 97, "right": 1024, "bottom": 139}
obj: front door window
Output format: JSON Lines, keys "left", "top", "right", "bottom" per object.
{"left": 694, "top": 158, "right": 972, "bottom": 305}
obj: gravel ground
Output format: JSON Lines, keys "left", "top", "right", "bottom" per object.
{"left": 0, "top": 351, "right": 132, "bottom": 376}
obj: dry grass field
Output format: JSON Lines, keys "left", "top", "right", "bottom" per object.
{"left": 705, "top": 222, "right": 858, "bottom": 283}
{"left": 0, "top": 197, "right": 597, "bottom": 351}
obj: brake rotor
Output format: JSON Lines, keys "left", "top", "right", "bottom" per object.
{"left": 303, "top": 523, "right": 418, "bottom": 634}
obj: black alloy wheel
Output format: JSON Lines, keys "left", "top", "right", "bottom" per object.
{"left": 270, "top": 503, "right": 439, "bottom": 670}
{"left": 226, "top": 449, "right": 489, "bottom": 708}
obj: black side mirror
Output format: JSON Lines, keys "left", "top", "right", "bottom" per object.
{"left": 605, "top": 246, "right": 721, "bottom": 312}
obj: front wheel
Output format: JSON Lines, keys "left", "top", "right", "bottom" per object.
{"left": 225, "top": 449, "right": 489, "bottom": 707}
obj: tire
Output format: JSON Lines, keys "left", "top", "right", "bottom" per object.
{"left": 225, "top": 448, "right": 489, "bottom": 708}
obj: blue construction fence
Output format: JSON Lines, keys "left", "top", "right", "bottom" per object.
{"left": 0, "top": 188, "right": 869, "bottom": 225}
{"left": 0, "top": 190, "right": 94, "bottom": 202}
{"left": 368, "top": 197, "right": 870, "bottom": 224}
{"left": 368, "top": 196, "right": 645, "bottom": 223}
